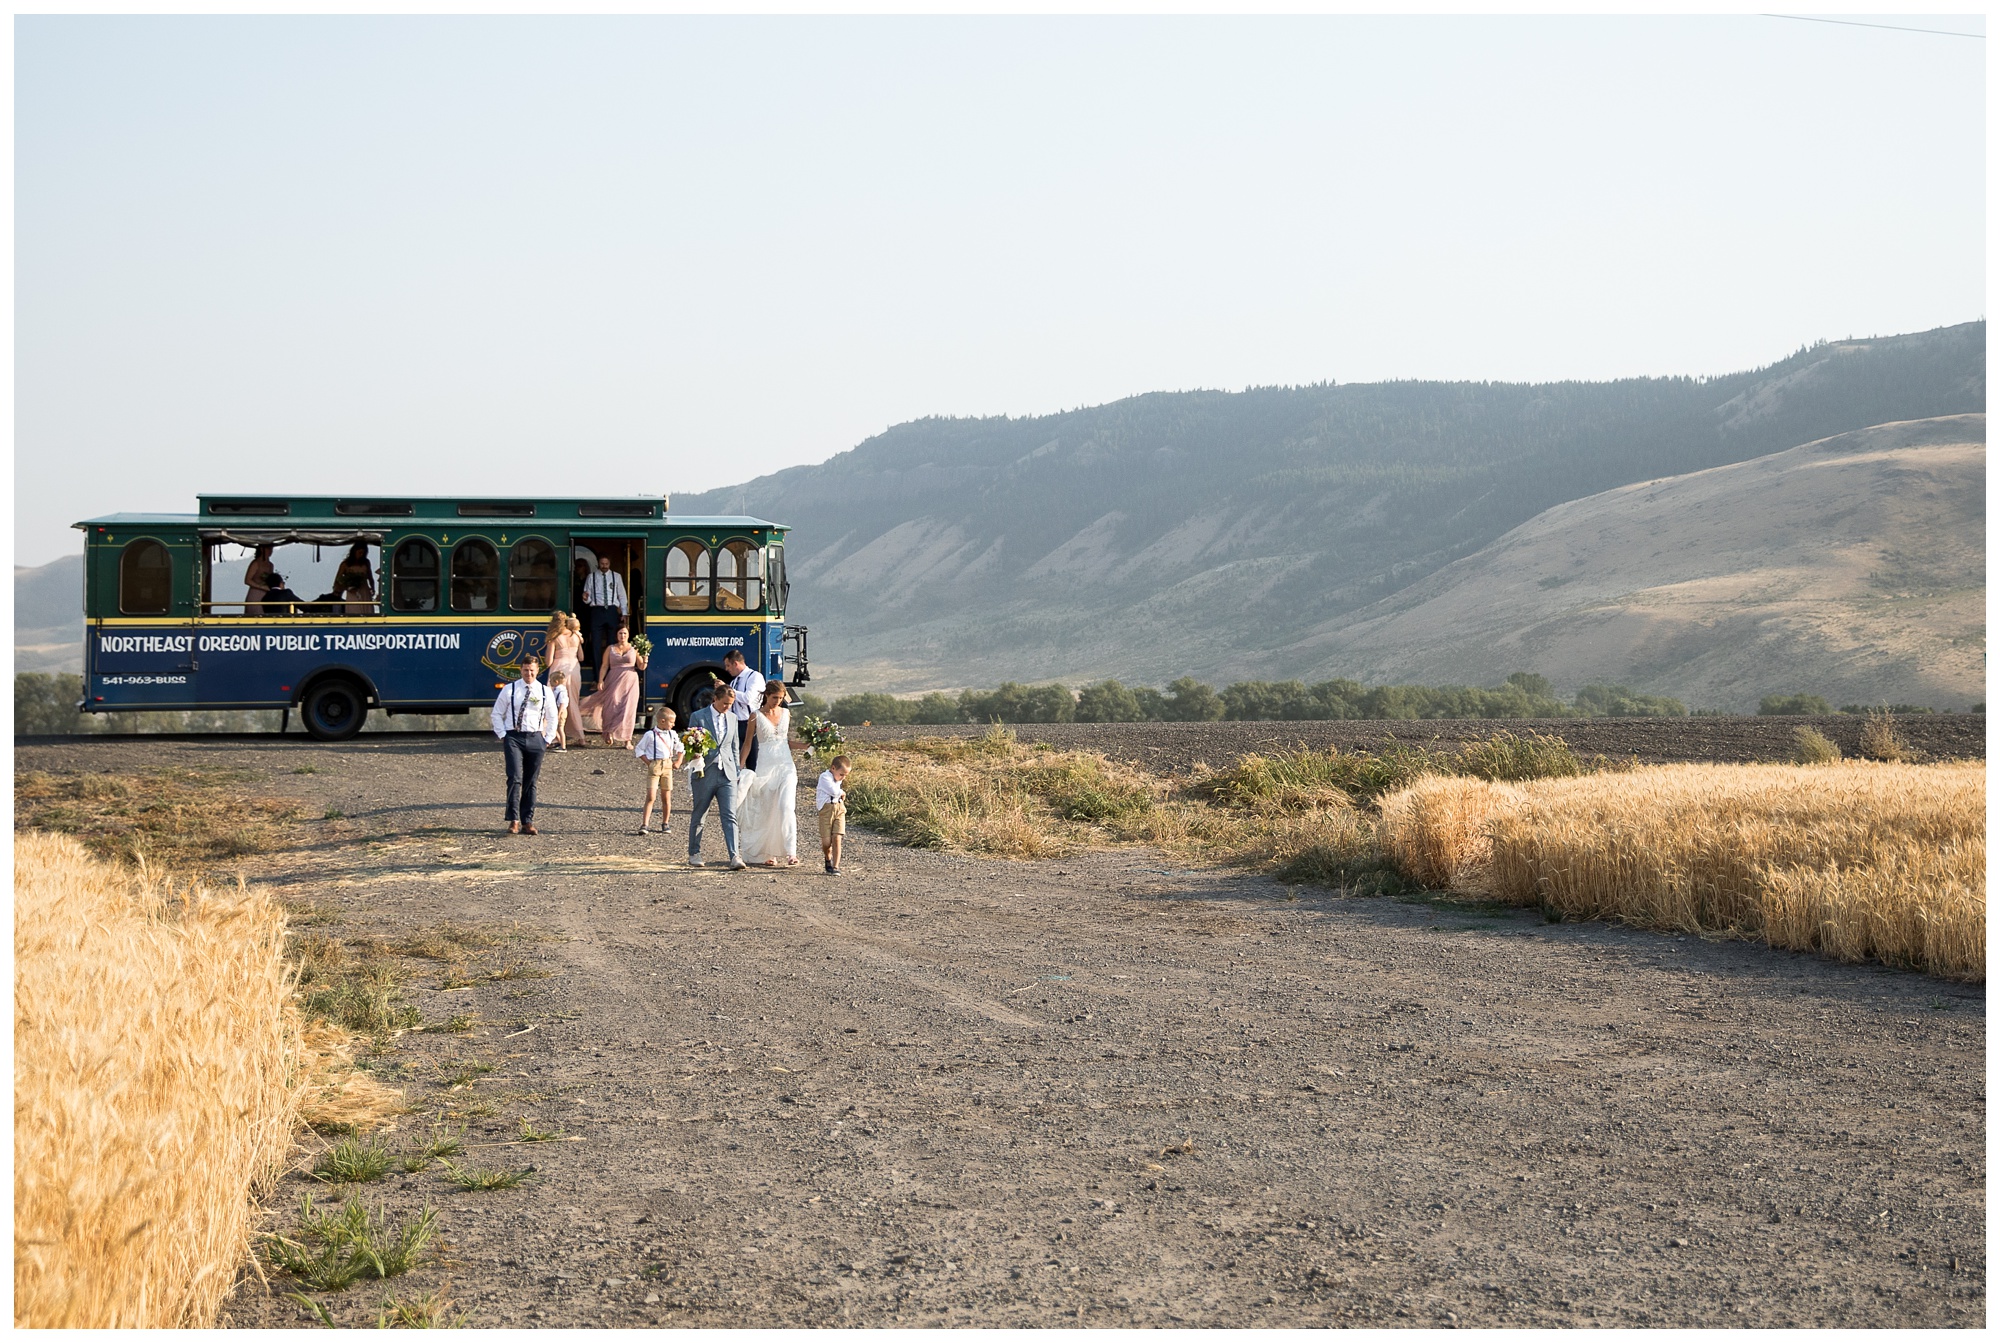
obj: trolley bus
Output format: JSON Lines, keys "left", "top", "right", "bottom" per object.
{"left": 73, "top": 494, "right": 806, "bottom": 740}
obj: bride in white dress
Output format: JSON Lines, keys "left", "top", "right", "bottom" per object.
{"left": 736, "top": 685, "right": 799, "bottom": 866}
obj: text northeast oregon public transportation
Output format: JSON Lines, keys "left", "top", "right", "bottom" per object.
{"left": 74, "top": 494, "right": 806, "bottom": 740}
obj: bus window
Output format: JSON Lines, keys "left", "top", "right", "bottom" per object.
{"left": 509, "top": 537, "right": 557, "bottom": 611}
{"left": 450, "top": 539, "right": 500, "bottom": 612}
{"left": 119, "top": 539, "right": 172, "bottom": 615}
{"left": 715, "top": 540, "right": 761, "bottom": 611}
{"left": 391, "top": 538, "right": 440, "bottom": 612}
{"left": 664, "top": 539, "right": 711, "bottom": 610}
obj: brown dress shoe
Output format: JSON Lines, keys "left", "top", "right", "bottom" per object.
{"left": 508, "top": 821, "right": 520, "bottom": 834}
{"left": 523, "top": 824, "right": 539, "bottom": 836}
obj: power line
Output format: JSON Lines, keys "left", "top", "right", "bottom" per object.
{"left": 1763, "top": 13, "right": 1984, "bottom": 40}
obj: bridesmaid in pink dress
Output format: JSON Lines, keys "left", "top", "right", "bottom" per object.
{"left": 545, "top": 614, "right": 586, "bottom": 747}
{"left": 583, "top": 625, "right": 645, "bottom": 747}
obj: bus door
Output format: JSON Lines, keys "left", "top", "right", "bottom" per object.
{"left": 86, "top": 529, "right": 201, "bottom": 710}
{"left": 573, "top": 534, "right": 647, "bottom": 637}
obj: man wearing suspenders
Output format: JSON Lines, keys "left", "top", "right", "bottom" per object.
{"left": 580, "top": 553, "right": 628, "bottom": 673}
{"left": 491, "top": 656, "right": 561, "bottom": 835}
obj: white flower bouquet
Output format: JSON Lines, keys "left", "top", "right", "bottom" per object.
{"left": 680, "top": 725, "right": 718, "bottom": 777}
{"left": 797, "top": 714, "right": 845, "bottom": 759}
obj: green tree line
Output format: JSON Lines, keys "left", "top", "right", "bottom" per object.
{"left": 818, "top": 672, "right": 1696, "bottom": 725}
{"left": 22, "top": 671, "right": 1969, "bottom": 736}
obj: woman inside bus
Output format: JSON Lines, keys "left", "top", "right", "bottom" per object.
{"left": 544, "top": 612, "right": 586, "bottom": 748}
{"left": 335, "top": 542, "right": 376, "bottom": 615}
{"left": 245, "top": 544, "right": 277, "bottom": 616}
{"left": 582, "top": 623, "right": 645, "bottom": 748}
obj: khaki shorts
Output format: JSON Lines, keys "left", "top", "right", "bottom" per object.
{"left": 646, "top": 758, "right": 674, "bottom": 780}
{"left": 817, "top": 801, "right": 846, "bottom": 845}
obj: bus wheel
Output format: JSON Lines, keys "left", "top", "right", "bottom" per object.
{"left": 301, "top": 679, "right": 368, "bottom": 741}
{"left": 673, "top": 673, "right": 720, "bottom": 725}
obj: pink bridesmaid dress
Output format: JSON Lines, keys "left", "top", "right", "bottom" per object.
{"left": 584, "top": 644, "right": 642, "bottom": 746}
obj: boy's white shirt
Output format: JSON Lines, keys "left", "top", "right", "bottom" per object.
{"left": 634, "top": 725, "right": 684, "bottom": 762}
{"left": 815, "top": 772, "right": 846, "bottom": 808}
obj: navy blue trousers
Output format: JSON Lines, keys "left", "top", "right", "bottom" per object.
{"left": 502, "top": 731, "right": 546, "bottom": 823}
{"left": 584, "top": 606, "right": 621, "bottom": 671}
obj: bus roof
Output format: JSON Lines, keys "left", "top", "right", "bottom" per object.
{"left": 73, "top": 505, "right": 786, "bottom": 531}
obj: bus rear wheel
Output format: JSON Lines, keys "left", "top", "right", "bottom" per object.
{"left": 301, "top": 680, "right": 368, "bottom": 741}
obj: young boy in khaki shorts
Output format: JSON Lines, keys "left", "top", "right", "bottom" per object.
{"left": 633, "top": 707, "right": 685, "bottom": 835}
{"left": 815, "top": 755, "right": 850, "bottom": 874}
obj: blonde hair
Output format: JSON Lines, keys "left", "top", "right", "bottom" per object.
{"left": 565, "top": 614, "right": 581, "bottom": 632}
{"left": 545, "top": 612, "right": 568, "bottom": 642}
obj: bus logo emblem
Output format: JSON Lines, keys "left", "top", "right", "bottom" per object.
{"left": 481, "top": 630, "right": 525, "bottom": 678}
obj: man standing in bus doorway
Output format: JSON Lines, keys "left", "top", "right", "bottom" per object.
{"left": 491, "top": 656, "right": 560, "bottom": 835}
{"left": 581, "top": 553, "right": 627, "bottom": 672}
{"left": 723, "top": 648, "right": 766, "bottom": 772}
{"left": 686, "top": 683, "right": 748, "bottom": 869}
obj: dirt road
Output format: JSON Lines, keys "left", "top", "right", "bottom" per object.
{"left": 17, "top": 731, "right": 1986, "bottom": 1327}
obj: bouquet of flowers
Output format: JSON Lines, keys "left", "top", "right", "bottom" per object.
{"left": 629, "top": 634, "right": 652, "bottom": 661}
{"left": 796, "top": 714, "right": 845, "bottom": 759}
{"left": 680, "top": 725, "right": 717, "bottom": 776}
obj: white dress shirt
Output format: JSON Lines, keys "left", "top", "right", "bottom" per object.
{"left": 633, "top": 725, "right": 684, "bottom": 763}
{"left": 729, "top": 666, "right": 766, "bottom": 722}
{"left": 491, "top": 678, "right": 561, "bottom": 743}
{"left": 582, "top": 568, "right": 628, "bottom": 616}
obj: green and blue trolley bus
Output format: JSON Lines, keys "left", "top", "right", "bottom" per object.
{"left": 73, "top": 495, "right": 806, "bottom": 740}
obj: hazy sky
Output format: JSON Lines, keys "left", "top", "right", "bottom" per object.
{"left": 15, "top": 14, "right": 1986, "bottom": 565}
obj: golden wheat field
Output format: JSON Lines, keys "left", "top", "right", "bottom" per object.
{"left": 1377, "top": 762, "right": 1986, "bottom": 980}
{"left": 13, "top": 832, "right": 387, "bottom": 1328}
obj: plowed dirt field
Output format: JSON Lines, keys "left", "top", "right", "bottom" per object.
{"left": 853, "top": 713, "right": 1987, "bottom": 772}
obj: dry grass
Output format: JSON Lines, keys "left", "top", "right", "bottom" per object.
{"left": 1792, "top": 726, "right": 1843, "bottom": 765}
{"left": 376, "top": 1287, "right": 467, "bottom": 1328}
{"left": 14, "top": 767, "right": 306, "bottom": 870}
{"left": 841, "top": 729, "right": 1587, "bottom": 893}
{"left": 298, "top": 1020, "right": 404, "bottom": 1133}
{"left": 845, "top": 729, "right": 1162, "bottom": 859}
{"left": 1381, "top": 762, "right": 1984, "bottom": 980}
{"left": 845, "top": 729, "right": 1346, "bottom": 867}
{"left": 843, "top": 730, "right": 1590, "bottom": 887}
{"left": 1858, "top": 709, "right": 1913, "bottom": 762}
{"left": 13, "top": 833, "right": 394, "bottom": 1327}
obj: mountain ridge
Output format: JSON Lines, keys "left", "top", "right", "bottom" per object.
{"left": 680, "top": 321, "right": 1985, "bottom": 694}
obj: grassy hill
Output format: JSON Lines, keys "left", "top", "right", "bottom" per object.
{"left": 15, "top": 553, "right": 83, "bottom": 673}
{"left": 679, "top": 321, "right": 1985, "bottom": 694}
{"left": 1294, "top": 415, "right": 1985, "bottom": 711}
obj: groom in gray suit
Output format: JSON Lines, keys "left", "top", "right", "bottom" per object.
{"left": 687, "top": 684, "right": 747, "bottom": 870}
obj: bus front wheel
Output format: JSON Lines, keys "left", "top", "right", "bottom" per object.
{"left": 301, "top": 680, "right": 368, "bottom": 741}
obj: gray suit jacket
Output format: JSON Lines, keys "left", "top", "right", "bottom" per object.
{"left": 690, "top": 705, "right": 740, "bottom": 782}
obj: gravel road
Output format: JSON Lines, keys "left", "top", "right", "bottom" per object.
{"left": 16, "top": 729, "right": 1986, "bottom": 1328}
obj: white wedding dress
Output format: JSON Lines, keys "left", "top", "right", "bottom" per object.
{"left": 736, "top": 708, "right": 798, "bottom": 864}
